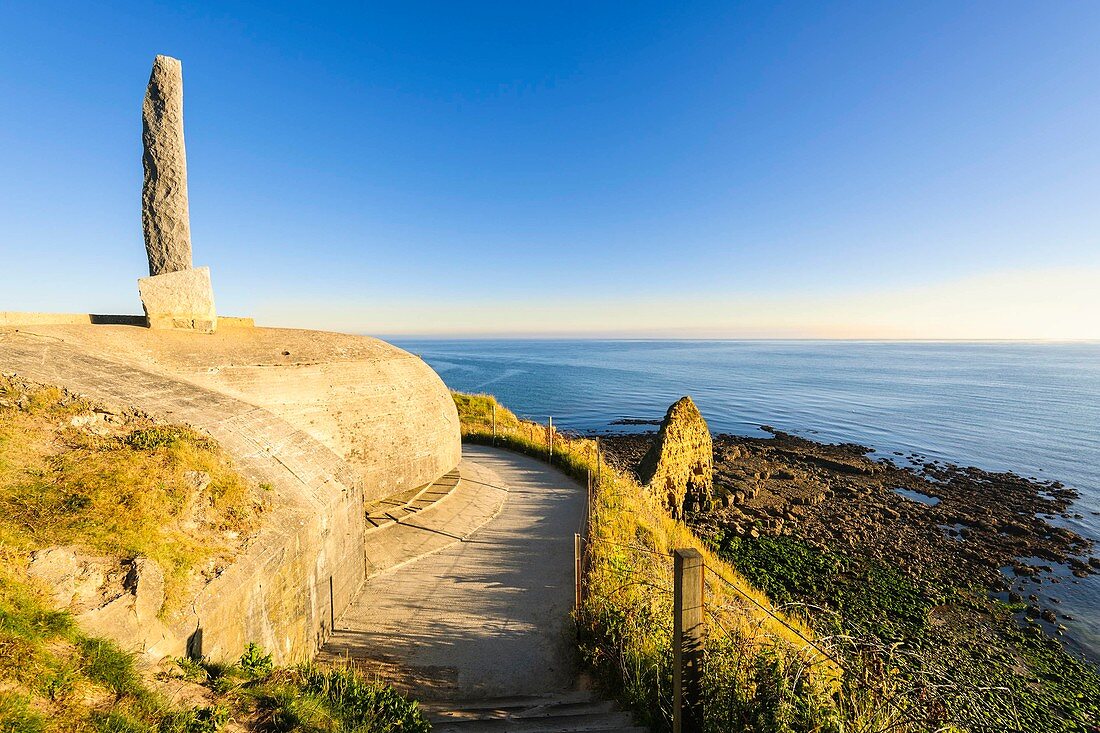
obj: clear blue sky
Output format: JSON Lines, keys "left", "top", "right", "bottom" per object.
{"left": 2, "top": 2, "right": 1098, "bottom": 337}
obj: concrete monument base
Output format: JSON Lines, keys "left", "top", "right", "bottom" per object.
{"left": 137, "top": 266, "right": 217, "bottom": 332}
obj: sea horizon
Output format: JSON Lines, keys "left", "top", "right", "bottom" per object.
{"left": 375, "top": 334, "right": 1100, "bottom": 344}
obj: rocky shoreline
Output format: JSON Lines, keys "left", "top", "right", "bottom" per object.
{"left": 599, "top": 428, "right": 1099, "bottom": 655}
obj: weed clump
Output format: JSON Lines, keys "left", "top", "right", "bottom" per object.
{"left": 125, "top": 425, "right": 215, "bottom": 452}
{"left": 169, "top": 648, "right": 429, "bottom": 733}
{"left": 237, "top": 642, "right": 274, "bottom": 680}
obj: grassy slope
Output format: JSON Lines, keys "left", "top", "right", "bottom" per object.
{"left": 0, "top": 377, "right": 425, "bottom": 733}
{"left": 0, "top": 378, "right": 259, "bottom": 613}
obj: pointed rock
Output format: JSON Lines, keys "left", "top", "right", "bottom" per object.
{"left": 639, "top": 396, "right": 713, "bottom": 517}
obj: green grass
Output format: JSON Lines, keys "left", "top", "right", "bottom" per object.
{"left": 709, "top": 532, "right": 938, "bottom": 642}
{"left": 707, "top": 530, "right": 1100, "bottom": 731}
{"left": 0, "top": 550, "right": 427, "bottom": 733}
{"left": 0, "top": 694, "right": 47, "bottom": 733}
{"left": 0, "top": 560, "right": 163, "bottom": 733}
{"left": 172, "top": 645, "right": 429, "bottom": 733}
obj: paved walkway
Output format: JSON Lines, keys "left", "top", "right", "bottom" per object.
{"left": 321, "top": 446, "right": 588, "bottom": 700}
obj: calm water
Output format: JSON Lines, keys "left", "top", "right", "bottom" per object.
{"left": 392, "top": 339, "right": 1100, "bottom": 661}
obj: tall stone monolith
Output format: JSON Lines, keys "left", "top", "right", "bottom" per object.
{"left": 137, "top": 54, "right": 216, "bottom": 333}
{"left": 141, "top": 55, "right": 193, "bottom": 276}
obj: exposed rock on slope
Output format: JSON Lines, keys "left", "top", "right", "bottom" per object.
{"left": 639, "top": 396, "right": 713, "bottom": 517}
{"left": 29, "top": 548, "right": 172, "bottom": 653}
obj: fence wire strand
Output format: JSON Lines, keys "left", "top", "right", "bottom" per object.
{"left": 467, "top": 413, "right": 1043, "bottom": 732}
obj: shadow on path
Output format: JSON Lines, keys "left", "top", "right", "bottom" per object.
{"left": 320, "top": 446, "right": 587, "bottom": 701}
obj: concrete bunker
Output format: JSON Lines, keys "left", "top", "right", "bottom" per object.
{"left": 0, "top": 53, "right": 462, "bottom": 664}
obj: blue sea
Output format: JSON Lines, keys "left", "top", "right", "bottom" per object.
{"left": 392, "top": 339, "right": 1100, "bottom": 662}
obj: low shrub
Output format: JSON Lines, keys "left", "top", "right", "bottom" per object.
{"left": 238, "top": 642, "right": 274, "bottom": 680}
{"left": 175, "top": 648, "right": 428, "bottom": 733}
{"left": 298, "top": 665, "right": 430, "bottom": 733}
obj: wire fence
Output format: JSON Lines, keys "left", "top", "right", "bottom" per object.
{"left": 574, "top": 532, "right": 1039, "bottom": 733}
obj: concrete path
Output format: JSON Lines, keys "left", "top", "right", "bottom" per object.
{"left": 359, "top": 460, "right": 508, "bottom": 579}
{"left": 321, "top": 446, "right": 588, "bottom": 701}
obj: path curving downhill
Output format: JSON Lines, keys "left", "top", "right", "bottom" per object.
{"left": 321, "top": 445, "right": 588, "bottom": 701}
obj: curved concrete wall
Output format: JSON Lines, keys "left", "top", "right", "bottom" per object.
{"left": 1, "top": 323, "right": 460, "bottom": 664}
{"left": 173, "top": 406, "right": 371, "bottom": 664}
{"left": 200, "top": 354, "right": 461, "bottom": 501}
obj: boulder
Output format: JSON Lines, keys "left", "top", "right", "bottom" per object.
{"left": 638, "top": 396, "right": 713, "bottom": 518}
{"left": 28, "top": 546, "right": 92, "bottom": 607}
{"left": 28, "top": 548, "right": 170, "bottom": 657}
{"left": 126, "top": 557, "right": 166, "bottom": 624}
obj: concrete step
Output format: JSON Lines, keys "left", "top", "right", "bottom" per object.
{"left": 364, "top": 468, "right": 460, "bottom": 532}
{"left": 427, "top": 692, "right": 597, "bottom": 714}
{"left": 436, "top": 701, "right": 619, "bottom": 720}
{"left": 428, "top": 692, "right": 641, "bottom": 733}
{"left": 429, "top": 716, "right": 638, "bottom": 733}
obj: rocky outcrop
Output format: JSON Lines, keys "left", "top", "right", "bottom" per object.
{"left": 28, "top": 547, "right": 171, "bottom": 654}
{"left": 142, "top": 54, "right": 192, "bottom": 276}
{"left": 638, "top": 396, "right": 713, "bottom": 517}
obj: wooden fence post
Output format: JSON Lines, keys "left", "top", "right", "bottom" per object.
{"left": 586, "top": 469, "right": 592, "bottom": 536}
{"left": 673, "top": 548, "right": 705, "bottom": 733}
{"left": 329, "top": 575, "right": 336, "bottom": 636}
{"left": 548, "top": 416, "right": 554, "bottom": 463}
{"left": 491, "top": 403, "right": 496, "bottom": 445}
{"left": 574, "top": 533, "right": 583, "bottom": 612}
{"left": 596, "top": 437, "right": 601, "bottom": 487}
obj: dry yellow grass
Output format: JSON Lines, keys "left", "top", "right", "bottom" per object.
{"left": 0, "top": 376, "right": 262, "bottom": 614}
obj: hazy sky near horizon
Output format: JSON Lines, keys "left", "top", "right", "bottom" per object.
{"left": 1, "top": 2, "right": 1098, "bottom": 338}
